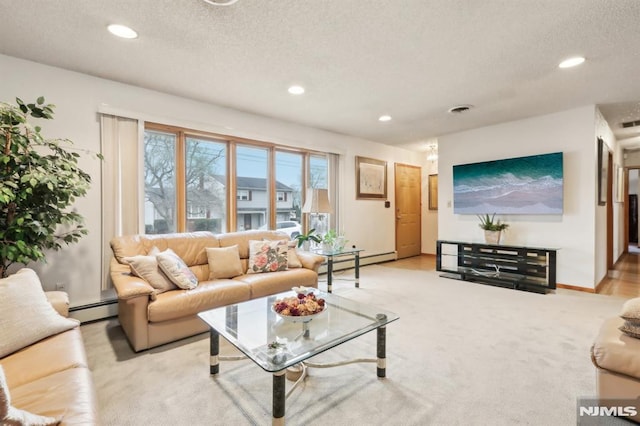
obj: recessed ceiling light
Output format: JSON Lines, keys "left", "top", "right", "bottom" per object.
{"left": 107, "top": 24, "right": 138, "bottom": 39}
{"left": 203, "top": 0, "right": 240, "bottom": 5}
{"left": 559, "top": 56, "right": 585, "bottom": 69}
{"left": 288, "top": 85, "right": 305, "bottom": 95}
{"left": 378, "top": 115, "right": 392, "bottom": 122}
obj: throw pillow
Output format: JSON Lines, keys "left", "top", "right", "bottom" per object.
{"left": 156, "top": 248, "right": 198, "bottom": 290}
{"left": 620, "top": 297, "right": 640, "bottom": 324}
{"left": 122, "top": 246, "right": 177, "bottom": 295}
{"left": 619, "top": 320, "right": 640, "bottom": 339}
{"left": 247, "top": 240, "right": 289, "bottom": 274}
{"left": 286, "top": 241, "right": 302, "bottom": 268}
{"left": 0, "top": 268, "right": 79, "bottom": 359}
{"left": 1, "top": 365, "right": 60, "bottom": 425}
{"left": 206, "top": 245, "right": 243, "bottom": 279}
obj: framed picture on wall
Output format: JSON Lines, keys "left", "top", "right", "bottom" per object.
{"left": 428, "top": 174, "right": 438, "bottom": 210}
{"left": 598, "top": 137, "right": 609, "bottom": 206}
{"left": 356, "top": 156, "right": 387, "bottom": 199}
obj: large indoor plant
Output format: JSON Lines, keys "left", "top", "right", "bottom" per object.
{"left": 477, "top": 213, "right": 509, "bottom": 244}
{"left": 0, "top": 97, "right": 94, "bottom": 278}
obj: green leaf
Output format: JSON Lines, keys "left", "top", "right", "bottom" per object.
{"left": 36, "top": 96, "right": 45, "bottom": 105}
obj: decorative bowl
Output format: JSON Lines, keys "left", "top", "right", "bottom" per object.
{"left": 271, "top": 305, "right": 327, "bottom": 323}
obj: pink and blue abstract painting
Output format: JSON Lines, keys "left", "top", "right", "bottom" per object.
{"left": 453, "top": 152, "right": 563, "bottom": 215}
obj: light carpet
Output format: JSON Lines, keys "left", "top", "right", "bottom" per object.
{"left": 81, "top": 264, "right": 629, "bottom": 425}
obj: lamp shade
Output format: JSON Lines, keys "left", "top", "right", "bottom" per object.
{"left": 301, "top": 188, "right": 333, "bottom": 214}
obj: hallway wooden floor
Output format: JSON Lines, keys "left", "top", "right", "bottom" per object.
{"left": 598, "top": 251, "right": 640, "bottom": 298}
{"left": 386, "top": 253, "right": 639, "bottom": 299}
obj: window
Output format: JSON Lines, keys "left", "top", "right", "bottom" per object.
{"left": 144, "top": 130, "right": 177, "bottom": 234}
{"left": 236, "top": 145, "right": 268, "bottom": 231}
{"left": 143, "top": 123, "right": 334, "bottom": 234}
{"left": 308, "top": 155, "right": 330, "bottom": 234}
{"left": 185, "top": 136, "right": 226, "bottom": 233}
{"left": 275, "top": 151, "right": 303, "bottom": 224}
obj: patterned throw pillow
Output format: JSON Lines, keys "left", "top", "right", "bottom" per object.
{"left": 620, "top": 297, "right": 640, "bottom": 325}
{"left": 619, "top": 320, "right": 640, "bottom": 339}
{"left": 156, "top": 248, "right": 198, "bottom": 290}
{"left": 247, "top": 240, "right": 289, "bottom": 274}
{"left": 123, "top": 246, "right": 177, "bottom": 296}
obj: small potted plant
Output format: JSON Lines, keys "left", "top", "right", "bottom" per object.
{"left": 293, "top": 228, "right": 322, "bottom": 251}
{"left": 477, "top": 213, "right": 509, "bottom": 244}
{"left": 321, "top": 229, "right": 337, "bottom": 252}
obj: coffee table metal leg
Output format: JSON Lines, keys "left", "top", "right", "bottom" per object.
{"left": 355, "top": 252, "right": 360, "bottom": 289}
{"left": 210, "top": 328, "right": 219, "bottom": 375}
{"left": 273, "top": 370, "right": 286, "bottom": 425}
{"left": 327, "top": 257, "right": 333, "bottom": 293}
{"left": 377, "top": 322, "right": 386, "bottom": 378}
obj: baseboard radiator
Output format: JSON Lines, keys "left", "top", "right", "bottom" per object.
{"left": 70, "top": 300, "right": 118, "bottom": 323}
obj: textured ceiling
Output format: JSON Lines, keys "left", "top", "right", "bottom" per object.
{"left": 1, "top": 0, "right": 640, "bottom": 150}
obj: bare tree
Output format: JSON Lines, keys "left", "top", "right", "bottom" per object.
{"left": 144, "top": 132, "right": 224, "bottom": 230}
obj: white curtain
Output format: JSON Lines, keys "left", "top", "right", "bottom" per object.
{"left": 328, "top": 153, "right": 340, "bottom": 232}
{"left": 100, "top": 114, "right": 140, "bottom": 291}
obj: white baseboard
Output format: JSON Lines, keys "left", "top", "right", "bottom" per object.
{"left": 70, "top": 301, "right": 118, "bottom": 323}
{"left": 318, "top": 251, "right": 397, "bottom": 275}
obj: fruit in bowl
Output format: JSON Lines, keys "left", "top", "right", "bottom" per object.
{"left": 273, "top": 292, "right": 326, "bottom": 317}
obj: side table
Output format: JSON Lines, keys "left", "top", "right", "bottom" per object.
{"left": 311, "top": 247, "right": 363, "bottom": 293}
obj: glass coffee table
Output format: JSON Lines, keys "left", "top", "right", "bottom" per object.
{"left": 198, "top": 290, "right": 399, "bottom": 425}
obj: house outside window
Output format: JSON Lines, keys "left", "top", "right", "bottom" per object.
{"left": 237, "top": 190, "right": 250, "bottom": 201}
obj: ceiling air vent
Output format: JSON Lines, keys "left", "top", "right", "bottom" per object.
{"left": 448, "top": 105, "right": 473, "bottom": 114}
{"left": 622, "top": 120, "right": 640, "bottom": 129}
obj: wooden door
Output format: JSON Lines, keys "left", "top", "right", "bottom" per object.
{"left": 395, "top": 163, "right": 422, "bottom": 258}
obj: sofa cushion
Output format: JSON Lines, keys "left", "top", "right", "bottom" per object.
{"left": 236, "top": 268, "right": 319, "bottom": 299}
{"left": 0, "top": 365, "right": 59, "bottom": 426}
{"left": 1, "top": 328, "right": 88, "bottom": 390}
{"left": 592, "top": 316, "right": 640, "bottom": 379}
{"left": 206, "top": 245, "right": 243, "bottom": 279}
{"left": 9, "top": 367, "right": 97, "bottom": 425}
{"left": 156, "top": 249, "right": 199, "bottom": 290}
{"left": 0, "top": 269, "right": 79, "bottom": 358}
{"left": 123, "top": 246, "right": 177, "bottom": 295}
{"left": 111, "top": 231, "right": 219, "bottom": 266}
{"left": 247, "top": 240, "right": 289, "bottom": 274}
{"left": 147, "top": 280, "right": 251, "bottom": 323}
{"left": 620, "top": 297, "right": 640, "bottom": 324}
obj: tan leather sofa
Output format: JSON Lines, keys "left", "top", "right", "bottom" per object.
{"left": 591, "top": 317, "right": 640, "bottom": 423}
{"left": 110, "top": 230, "right": 325, "bottom": 352}
{"left": 1, "top": 291, "right": 98, "bottom": 425}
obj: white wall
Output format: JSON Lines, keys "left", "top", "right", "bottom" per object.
{"left": 438, "top": 106, "right": 599, "bottom": 289}
{"left": 0, "top": 54, "right": 421, "bottom": 307}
